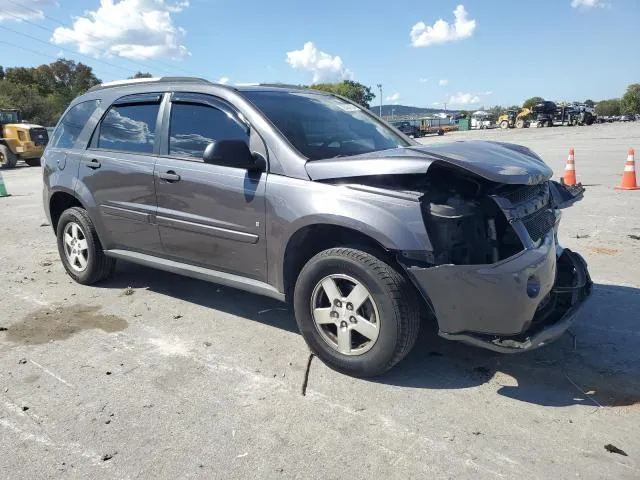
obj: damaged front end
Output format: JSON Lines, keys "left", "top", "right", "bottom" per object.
{"left": 396, "top": 163, "right": 592, "bottom": 353}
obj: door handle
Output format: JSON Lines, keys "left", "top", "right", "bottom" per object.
{"left": 159, "top": 170, "right": 181, "bottom": 182}
{"left": 86, "top": 159, "right": 101, "bottom": 169}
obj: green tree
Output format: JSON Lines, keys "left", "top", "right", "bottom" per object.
{"left": 1, "top": 59, "right": 100, "bottom": 125}
{"left": 584, "top": 99, "right": 595, "bottom": 108}
{"left": 620, "top": 84, "right": 640, "bottom": 115}
{"left": 310, "top": 80, "right": 375, "bottom": 108}
{"left": 129, "top": 72, "right": 154, "bottom": 79}
{"left": 0, "top": 66, "right": 4, "bottom": 81}
{"left": 594, "top": 99, "right": 621, "bottom": 117}
{"left": 523, "top": 96, "right": 544, "bottom": 110}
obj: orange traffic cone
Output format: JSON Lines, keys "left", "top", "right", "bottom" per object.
{"left": 563, "top": 148, "right": 577, "bottom": 186}
{"left": 615, "top": 148, "right": 640, "bottom": 190}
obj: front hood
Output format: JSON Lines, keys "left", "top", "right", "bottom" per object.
{"left": 305, "top": 140, "right": 553, "bottom": 185}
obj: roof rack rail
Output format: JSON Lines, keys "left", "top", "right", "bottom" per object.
{"left": 255, "top": 83, "right": 308, "bottom": 90}
{"left": 87, "top": 76, "right": 213, "bottom": 92}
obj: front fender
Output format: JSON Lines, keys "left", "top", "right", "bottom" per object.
{"left": 265, "top": 176, "right": 431, "bottom": 291}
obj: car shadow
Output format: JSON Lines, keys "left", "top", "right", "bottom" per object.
{"left": 98, "top": 263, "right": 640, "bottom": 408}
{"left": 99, "top": 261, "right": 299, "bottom": 333}
{"left": 375, "top": 283, "right": 640, "bottom": 408}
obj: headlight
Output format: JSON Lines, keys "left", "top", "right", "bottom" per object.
{"left": 17, "top": 131, "right": 26, "bottom": 141}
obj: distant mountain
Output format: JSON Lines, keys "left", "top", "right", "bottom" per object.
{"left": 369, "top": 104, "right": 460, "bottom": 118}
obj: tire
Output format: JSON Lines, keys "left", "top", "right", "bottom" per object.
{"left": 293, "top": 247, "right": 421, "bottom": 377}
{"left": 0, "top": 145, "right": 18, "bottom": 169}
{"left": 499, "top": 120, "right": 509, "bottom": 130}
{"left": 56, "top": 206, "right": 116, "bottom": 285}
{"left": 515, "top": 119, "right": 525, "bottom": 129}
{"left": 25, "top": 158, "right": 41, "bottom": 167}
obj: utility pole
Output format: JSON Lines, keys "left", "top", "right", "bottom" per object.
{"left": 376, "top": 83, "right": 382, "bottom": 117}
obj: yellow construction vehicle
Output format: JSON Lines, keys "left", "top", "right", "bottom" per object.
{"left": 0, "top": 109, "right": 49, "bottom": 169}
{"left": 498, "top": 108, "right": 532, "bottom": 130}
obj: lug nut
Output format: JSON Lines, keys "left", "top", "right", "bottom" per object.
{"left": 335, "top": 300, "right": 342, "bottom": 308}
{"left": 330, "top": 311, "right": 338, "bottom": 318}
{"left": 349, "top": 316, "right": 357, "bottom": 324}
{"left": 346, "top": 303, "right": 353, "bottom": 311}
{"left": 340, "top": 321, "right": 348, "bottom": 328}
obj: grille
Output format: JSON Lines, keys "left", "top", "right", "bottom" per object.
{"left": 29, "top": 128, "right": 49, "bottom": 146}
{"left": 522, "top": 208, "right": 555, "bottom": 242}
{"left": 501, "top": 182, "right": 549, "bottom": 205}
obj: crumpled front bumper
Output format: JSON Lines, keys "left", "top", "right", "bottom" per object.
{"left": 404, "top": 235, "right": 592, "bottom": 353}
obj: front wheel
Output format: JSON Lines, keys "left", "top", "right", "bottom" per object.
{"left": 500, "top": 120, "right": 509, "bottom": 130}
{"left": 0, "top": 145, "right": 18, "bottom": 169}
{"left": 293, "top": 247, "right": 421, "bottom": 377}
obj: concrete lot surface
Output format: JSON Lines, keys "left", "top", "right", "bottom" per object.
{"left": 1, "top": 122, "right": 639, "bottom": 479}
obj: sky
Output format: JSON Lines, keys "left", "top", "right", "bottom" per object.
{"left": 0, "top": 0, "right": 638, "bottom": 109}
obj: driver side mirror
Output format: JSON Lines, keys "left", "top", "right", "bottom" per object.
{"left": 203, "top": 140, "right": 266, "bottom": 171}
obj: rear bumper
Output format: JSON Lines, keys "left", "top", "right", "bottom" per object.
{"left": 404, "top": 237, "right": 592, "bottom": 353}
{"left": 16, "top": 143, "right": 44, "bottom": 159}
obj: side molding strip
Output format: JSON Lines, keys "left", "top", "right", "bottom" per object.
{"left": 105, "top": 249, "right": 285, "bottom": 302}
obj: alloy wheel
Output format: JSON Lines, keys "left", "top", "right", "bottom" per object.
{"left": 310, "top": 274, "right": 380, "bottom": 356}
{"left": 63, "top": 221, "right": 89, "bottom": 272}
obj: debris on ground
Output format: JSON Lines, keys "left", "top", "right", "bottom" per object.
{"left": 21, "top": 406, "right": 29, "bottom": 411}
{"left": 0, "top": 327, "right": 7, "bottom": 331}
{"left": 101, "top": 452, "right": 116, "bottom": 461}
{"left": 121, "top": 287, "right": 135, "bottom": 296}
{"left": 39, "top": 222, "right": 50, "bottom": 227}
{"left": 575, "top": 233, "right": 590, "bottom": 239}
{"left": 604, "top": 444, "right": 628, "bottom": 456}
{"left": 18, "top": 358, "right": 27, "bottom": 364}
{"left": 106, "top": 371, "right": 112, "bottom": 375}
{"left": 589, "top": 247, "right": 620, "bottom": 255}
{"left": 629, "top": 235, "right": 640, "bottom": 241}
{"left": 203, "top": 341, "right": 212, "bottom": 347}
{"left": 472, "top": 431, "right": 482, "bottom": 436}
{"left": 173, "top": 314, "right": 183, "bottom": 319}
{"left": 40, "top": 260, "right": 52, "bottom": 267}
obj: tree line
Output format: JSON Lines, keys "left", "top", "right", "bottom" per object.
{"left": 1, "top": 57, "right": 636, "bottom": 125}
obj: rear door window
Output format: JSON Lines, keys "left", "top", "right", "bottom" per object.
{"left": 49, "top": 100, "right": 100, "bottom": 149}
{"left": 98, "top": 103, "right": 159, "bottom": 154}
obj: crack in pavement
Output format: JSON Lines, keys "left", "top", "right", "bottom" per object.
{"left": 301, "top": 353, "right": 314, "bottom": 396}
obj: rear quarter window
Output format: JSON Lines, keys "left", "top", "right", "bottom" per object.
{"left": 49, "top": 100, "right": 100, "bottom": 149}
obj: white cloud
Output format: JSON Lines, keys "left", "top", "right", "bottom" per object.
{"left": 0, "top": 0, "right": 55, "bottom": 21}
{"left": 51, "top": 0, "right": 190, "bottom": 60}
{"left": 439, "top": 79, "right": 448, "bottom": 86}
{"left": 218, "top": 76, "right": 229, "bottom": 85}
{"left": 410, "top": 4, "right": 476, "bottom": 47}
{"left": 419, "top": 77, "right": 429, "bottom": 83}
{"left": 286, "top": 41, "right": 353, "bottom": 83}
{"left": 386, "top": 92, "right": 400, "bottom": 103}
{"left": 433, "top": 102, "right": 441, "bottom": 106}
{"left": 449, "top": 92, "right": 480, "bottom": 105}
{"left": 571, "top": 0, "right": 610, "bottom": 8}
{"left": 483, "top": 91, "right": 493, "bottom": 95}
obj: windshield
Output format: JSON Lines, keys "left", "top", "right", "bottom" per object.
{"left": 243, "top": 90, "right": 409, "bottom": 160}
{"left": 0, "top": 111, "right": 20, "bottom": 124}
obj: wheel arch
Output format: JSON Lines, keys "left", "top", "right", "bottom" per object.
{"left": 281, "top": 222, "right": 399, "bottom": 302}
{"left": 48, "top": 189, "right": 87, "bottom": 233}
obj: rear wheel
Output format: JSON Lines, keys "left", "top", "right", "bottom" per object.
{"left": 293, "top": 247, "right": 421, "bottom": 377}
{"left": 499, "top": 120, "right": 509, "bottom": 130}
{"left": 25, "top": 158, "right": 41, "bottom": 167}
{"left": 515, "top": 119, "right": 525, "bottom": 129}
{"left": 0, "top": 145, "right": 18, "bottom": 169}
{"left": 56, "top": 207, "right": 115, "bottom": 285}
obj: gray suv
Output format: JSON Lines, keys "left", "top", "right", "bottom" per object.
{"left": 43, "top": 77, "right": 592, "bottom": 377}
